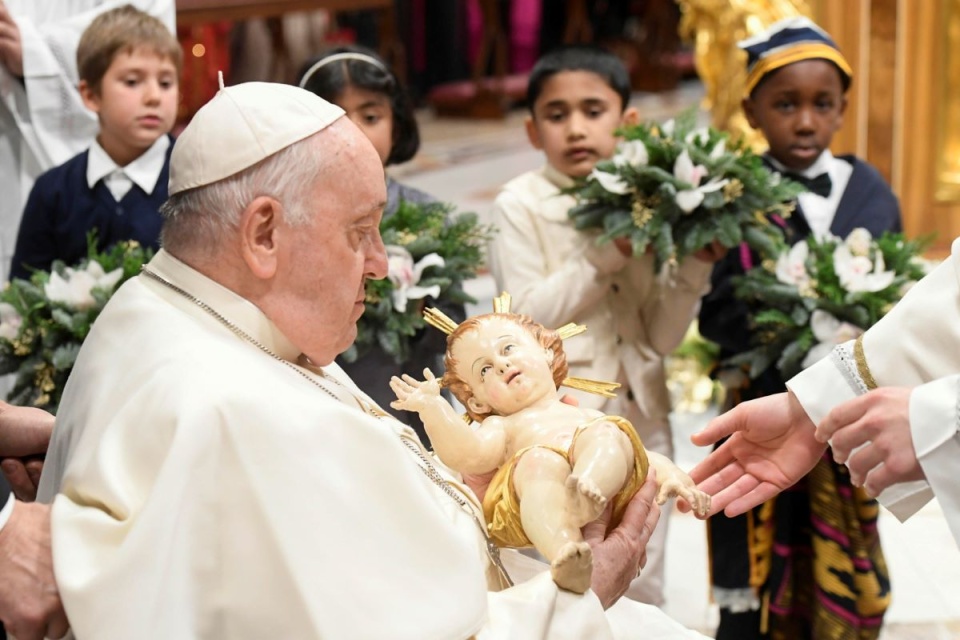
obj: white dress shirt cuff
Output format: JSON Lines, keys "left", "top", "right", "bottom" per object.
{"left": 786, "top": 344, "right": 860, "bottom": 425}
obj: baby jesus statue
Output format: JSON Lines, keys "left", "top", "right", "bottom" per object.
{"left": 389, "top": 294, "right": 710, "bottom": 594}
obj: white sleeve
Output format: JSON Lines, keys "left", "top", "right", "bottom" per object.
{"left": 908, "top": 375, "right": 960, "bottom": 545}
{"left": 487, "top": 189, "right": 626, "bottom": 329}
{"left": 788, "top": 238, "right": 960, "bottom": 527}
{"left": 636, "top": 255, "right": 713, "bottom": 356}
{"left": 486, "top": 551, "right": 709, "bottom": 639}
{"left": 482, "top": 574, "right": 615, "bottom": 640}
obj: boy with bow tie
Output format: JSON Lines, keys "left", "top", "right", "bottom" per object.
{"left": 697, "top": 17, "right": 901, "bottom": 640}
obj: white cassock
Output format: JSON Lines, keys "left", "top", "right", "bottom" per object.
{"left": 36, "top": 249, "right": 706, "bottom": 639}
{"left": 0, "top": 0, "right": 174, "bottom": 283}
{"left": 789, "top": 236, "right": 960, "bottom": 548}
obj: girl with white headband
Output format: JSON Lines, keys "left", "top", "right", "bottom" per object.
{"left": 297, "top": 46, "right": 464, "bottom": 447}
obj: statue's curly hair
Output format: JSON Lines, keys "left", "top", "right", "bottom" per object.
{"left": 442, "top": 312, "right": 569, "bottom": 423}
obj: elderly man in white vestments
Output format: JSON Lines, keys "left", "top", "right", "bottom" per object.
{"left": 8, "top": 81, "right": 711, "bottom": 639}
{"left": 0, "top": 0, "right": 175, "bottom": 283}
{"left": 688, "top": 237, "right": 960, "bottom": 549}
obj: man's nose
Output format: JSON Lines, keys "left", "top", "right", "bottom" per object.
{"left": 366, "top": 232, "right": 388, "bottom": 279}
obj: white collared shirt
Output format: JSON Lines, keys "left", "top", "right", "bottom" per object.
{"left": 768, "top": 149, "right": 853, "bottom": 239}
{"left": 86, "top": 135, "right": 170, "bottom": 203}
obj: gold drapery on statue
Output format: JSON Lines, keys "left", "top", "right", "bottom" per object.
{"left": 676, "top": 0, "right": 812, "bottom": 149}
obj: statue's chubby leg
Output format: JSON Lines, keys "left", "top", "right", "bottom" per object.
{"left": 569, "top": 421, "right": 634, "bottom": 524}
{"left": 513, "top": 448, "right": 592, "bottom": 593}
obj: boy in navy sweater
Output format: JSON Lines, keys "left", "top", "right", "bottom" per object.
{"left": 9, "top": 5, "right": 181, "bottom": 280}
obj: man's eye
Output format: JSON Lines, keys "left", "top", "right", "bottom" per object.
{"left": 480, "top": 365, "right": 490, "bottom": 379}
{"left": 503, "top": 344, "right": 514, "bottom": 353}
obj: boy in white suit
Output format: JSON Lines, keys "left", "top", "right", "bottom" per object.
{"left": 487, "top": 44, "right": 724, "bottom": 605}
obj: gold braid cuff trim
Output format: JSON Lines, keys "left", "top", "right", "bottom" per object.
{"left": 853, "top": 335, "right": 878, "bottom": 391}
{"left": 481, "top": 415, "right": 650, "bottom": 548}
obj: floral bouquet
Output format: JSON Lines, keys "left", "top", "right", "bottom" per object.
{"left": 339, "top": 200, "right": 495, "bottom": 365}
{"left": 0, "top": 237, "right": 154, "bottom": 412}
{"left": 727, "top": 228, "right": 934, "bottom": 380}
{"left": 567, "top": 108, "right": 805, "bottom": 271}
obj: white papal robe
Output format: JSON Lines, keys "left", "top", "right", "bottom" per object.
{"left": 36, "top": 250, "right": 705, "bottom": 639}
{"left": 788, "top": 237, "right": 960, "bottom": 548}
{"left": 0, "top": 0, "right": 174, "bottom": 282}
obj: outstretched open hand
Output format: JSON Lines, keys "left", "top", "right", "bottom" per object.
{"left": 687, "top": 391, "right": 827, "bottom": 516}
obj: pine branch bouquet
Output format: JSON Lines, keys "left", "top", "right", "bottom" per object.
{"left": 567, "top": 108, "right": 805, "bottom": 271}
{"left": 727, "top": 228, "right": 934, "bottom": 380}
{"left": 0, "top": 237, "right": 154, "bottom": 412}
{"left": 340, "top": 200, "right": 495, "bottom": 364}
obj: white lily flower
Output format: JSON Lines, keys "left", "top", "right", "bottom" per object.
{"left": 386, "top": 246, "right": 445, "bottom": 313}
{"left": 673, "top": 149, "right": 729, "bottom": 213}
{"left": 684, "top": 127, "right": 710, "bottom": 146}
{"left": 801, "top": 309, "right": 864, "bottom": 369}
{"left": 660, "top": 119, "right": 675, "bottom": 137}
{"left": 775, "top": 242, "right": 811, "bottom": 288}
{"left": 612, "top": 139, "right": 649, "bottom": 168}
{"left": 844, "top": 228, "right": 873, "bottom": 257}
{"left": 0, "top": 302, "right": 22, "bottom": 341}
{"left": 590, "top": 168, "right": 631, "bottom": 195}
{"left": 833, "top": 244, "right": 896, "bottom": 293}
{"left": 709, "top": 139, "right": 726, "bottom": 160}
{"left": 44, "top": 261, "right": 123, "bottom": 310}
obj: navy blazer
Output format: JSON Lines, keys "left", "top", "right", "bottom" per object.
{"left": 10, "top": 137, "right": 173, "bottom": 280}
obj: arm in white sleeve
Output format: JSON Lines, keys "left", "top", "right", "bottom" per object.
{"left": 636, "top": 255, "right": 713, "bottom": 356}
{"left": 790, "top": 237, "right": 960, "bottom": 423}
{"left": 488, "top": 189, "right": 627, "bottom": 328}
{"left": 790, "top": 237, "right": 960, "bottom": 524}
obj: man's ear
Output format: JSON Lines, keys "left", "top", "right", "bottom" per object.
{"left": 524, "top": 115, "right": 543, "bottom": 150}
{"left": 78, "top": 80, "right": 101, "bottom": 115}
{"left": 239, "top": 196, "right": 283, "bottom": 280}
{"left": 467, "top": 396, "right": 490, "bottom": 415}
{"left": 742, "top": 97, "right": 760, "bottom": 129}
{"left": 621, "top": 106, "right": 640, "bottom": 127}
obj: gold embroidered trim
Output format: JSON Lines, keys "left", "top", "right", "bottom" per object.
{"left": 853, "top": 335, "right": 878, "bottom": 390}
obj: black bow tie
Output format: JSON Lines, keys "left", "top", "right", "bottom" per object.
{"left": 784, "top": 171, "right": 832, "bottom": 198}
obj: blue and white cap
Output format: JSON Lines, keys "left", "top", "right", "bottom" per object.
{"left": 738, "top": 17, "right": 853, "bottom": 95}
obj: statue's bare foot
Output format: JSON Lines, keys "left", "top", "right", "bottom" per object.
{"left": 550, "top": 541, "right": 593, "bottom": 593}
{"left": 566, "top": 475, "right": 607, "bottom": 525}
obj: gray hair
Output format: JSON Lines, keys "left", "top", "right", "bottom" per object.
{"left": 160, "top": 131, "right": 332, "bottom": 254}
